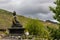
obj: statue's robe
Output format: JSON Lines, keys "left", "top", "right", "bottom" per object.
{"left": 12, "top": 16, "right": 22, "bottom": 27}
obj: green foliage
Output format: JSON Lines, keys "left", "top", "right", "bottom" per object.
{"left": 47, "top": 26, "right": 60, "bottom": 39}
{"left": 50, "top": 0, "right": 60, "bottom": 22}
{"left": 50, "top": 0, "right": 60, "bottom": 39}
{"left": 25, "top": 19, "right": 50, "bottom": 38}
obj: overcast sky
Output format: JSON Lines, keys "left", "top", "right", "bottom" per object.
{"left": 0, "top": 0, "right": 57, "bottom": 22}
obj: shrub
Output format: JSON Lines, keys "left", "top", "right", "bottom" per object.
{"left": 25, "top": 19, "right": 50, "bottom": 38}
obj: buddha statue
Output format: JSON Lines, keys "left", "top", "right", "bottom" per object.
{"left": 12, "top": 11, "right": 22, "bottom": 27}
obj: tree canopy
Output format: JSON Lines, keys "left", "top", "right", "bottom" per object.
{"left": 50, "top": 0, "right": 60, "bottom": 22}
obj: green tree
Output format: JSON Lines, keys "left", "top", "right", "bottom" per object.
{"left": 50, "top": 0, "right": 60, "bottom": 39}
{"left": 50, "top": 0, "right": 60, "bottom": 22}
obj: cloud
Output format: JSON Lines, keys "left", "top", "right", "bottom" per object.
{"left": 0, "top": 0, "right": 55, "bottom": 21}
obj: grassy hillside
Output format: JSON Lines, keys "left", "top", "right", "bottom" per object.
{"left": 0, "top": 9, "right": 59, "bottom": 29}
{"left": 0, "top": 9, "right": 30, "bottom": 29}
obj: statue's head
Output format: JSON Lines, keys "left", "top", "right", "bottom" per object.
{"left": 13, "top": 11, "right": 16, "bottom": 16}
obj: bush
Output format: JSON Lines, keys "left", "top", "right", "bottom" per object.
{"left": 25, "top": 19, "right": 50, "bottom": 38}
{"left": 47, "top": 26, "right": 60, "bottom": 40}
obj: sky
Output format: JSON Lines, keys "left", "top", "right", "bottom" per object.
{"left": 0, "top": 0, "right": 57, "bottom": 22}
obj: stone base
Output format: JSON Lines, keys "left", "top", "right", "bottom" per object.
{"left": 8, "top": 28, "right": 25, "bottom": 36}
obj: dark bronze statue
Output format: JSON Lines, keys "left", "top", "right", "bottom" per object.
{"left": 12, "top": 11, "right": 22, "bottom": 27}
{"left": 8, "top": 11, "right": 25, "bottom": 36}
